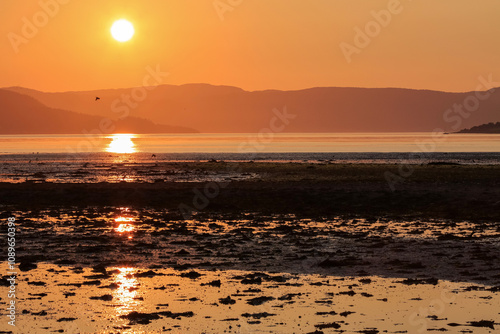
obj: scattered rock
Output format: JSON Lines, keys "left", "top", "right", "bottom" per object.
{"left": 157, "top": 311, "right": 195, "bottom": 319}
{"left": 120, "top": 311, "right": 160, "bottom": 325}
{"left": 399, "top": 278, "right": 439, "bottom": 285}
{"left": 316, "top": 311, "right": 337, "bottom": 316}
{"left": 27, "top": 281, "right": 46, "bottom": 286}
{"left": 201, "top": 280, "right": 221, "bottom": 287}
{"left": 32, "top": 310, "right": 48, "bottom": 316}
{"left": 241, "top": 277, "right": 262, "bottom": 285}
{"left": 89, "top": 294, "right": 113, "bottom": 301}
{"left": 82, "top": 280, "right": 101, "bottom": 286}
{"left": 84, "top": 274, "right": 110, "bottom": 279}
{"left": 340, "top": 311, "right": 355, "bottom": 317}
{"left": 219, "top": 296, "right": 236, "bottom": 305}
{"left": 180, "top": 271, "right": 203, "bottom": 279}
{"left": 338, "top": 290, "right": 356, "bottom": 296}
{"left": 241, "top": 312, "right": 276, "bottom": 319}
{"left": 278, "top": 293, "right": 301, "bottom": 301}
{"left": 135, "top": 270, "right": 163, "bottom": 278}
{"left": 19, "top": 262, "right": 37, "bottom": 271}
{"left": 29, "top": 293, "right": 47, "bottom": 298}
{"left": 469, "top": 320, "right": 495, "bottom": 329}
{"left": 247, "top": 296, "right": 275, "bottom": 306}
{"left": 315, "top": 322, "right": 341, "bottom": 329}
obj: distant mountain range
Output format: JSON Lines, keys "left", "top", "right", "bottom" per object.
{"left": 0, "top": 90, "right": 196, "bottom": 134}
{"left": 2, "top": 84, "right": 500, "bottom": 134}
{"left": 457, "top": 122, "right": 500, "bottom": 134}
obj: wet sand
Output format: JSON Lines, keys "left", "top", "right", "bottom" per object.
{"left": 0, "top": 162, "right": 499, "bottom": 333}
{"left": 1, "top": 263, "right": 498, "bottom": 333}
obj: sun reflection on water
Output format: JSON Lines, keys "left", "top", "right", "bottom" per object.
{"left": 112, "top": 267, "right": 141, "bottom": 317}
{"left": 107, "top": 134, "right": 136, "bottom": 153}
{"left": 116, "top": 224, "right": 134, "bottom": 232}
{"left": 114, "top": 216, "right": 135, "bottom": 238}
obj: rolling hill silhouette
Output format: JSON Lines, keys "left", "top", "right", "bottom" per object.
{"left": 0, "top": 89, "right": 196, "bottom": 134}
{"left": 4, "top": 84, "right": 500, "bottom": 133}
{"left": 457, "top": 122, "right": 500, "bottom": 133}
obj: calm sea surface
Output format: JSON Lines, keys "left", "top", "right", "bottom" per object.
{"left": 0, "top": 132, "right": 499, "bottom": 154}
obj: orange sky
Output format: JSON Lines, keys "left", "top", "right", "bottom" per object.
{"left": 1, "top": 0, "right": 499, "bottom": 92}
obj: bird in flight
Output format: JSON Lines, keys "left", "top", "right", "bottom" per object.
{"left": 95, "top": 97, "right": 100, "bottom": 101}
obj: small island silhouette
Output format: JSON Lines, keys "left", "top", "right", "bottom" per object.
{"left": 457, "top": 122, "right": 500, "bottom": 134}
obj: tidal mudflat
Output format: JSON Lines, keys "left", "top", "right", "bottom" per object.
{"left": 0, "top": 207, "right": 499, "bottom": 333}
{"left": 1, "top": 263, "right": 497, "bottom": 333}
{"left": 1, "top": 161, "right": 499, "bottom": 333}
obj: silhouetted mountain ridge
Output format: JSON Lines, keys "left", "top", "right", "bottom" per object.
{"left": 4, "top": 84, "right": 500, "bottom": 133}
{"left": 0, "top": 89, "right": 196, "bottom": 134}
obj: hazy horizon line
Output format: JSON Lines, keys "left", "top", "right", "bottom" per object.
{"left": 4, "top": 83, "right": 497, "bottom": 95}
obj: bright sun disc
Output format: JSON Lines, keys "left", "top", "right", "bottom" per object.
{"left": 111, "top": 19, "right": 134, "bottom": 42}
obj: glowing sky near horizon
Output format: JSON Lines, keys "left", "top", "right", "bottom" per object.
{"left": 0, "top": 0, "right": 499, "bottom": 92}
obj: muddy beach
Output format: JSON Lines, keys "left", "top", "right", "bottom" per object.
{"left": 1, "top": 162, "right": 500, "bottom": 221}
{"left": 0, "top": 162, "right": 499, "bottom": 333}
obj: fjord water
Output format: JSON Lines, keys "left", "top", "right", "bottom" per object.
{"left": 1, "top": 132, "right": 500, "bottom": 154}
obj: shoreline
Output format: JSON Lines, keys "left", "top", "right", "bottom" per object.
{"left": 1, "top": 162, "right": 500, "bottom": 222}
{"left": 1, "top": 162, "right": 499, "bottom": 333}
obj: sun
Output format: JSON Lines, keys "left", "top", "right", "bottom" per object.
{"left": 111, "top": 19, "right": 134, "bottom": 42}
